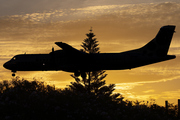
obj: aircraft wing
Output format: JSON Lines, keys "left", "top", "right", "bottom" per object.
{"left": 55, "top": 42, "right": 87, "bottom": 55}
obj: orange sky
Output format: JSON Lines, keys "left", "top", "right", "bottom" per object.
{"left": 0, "top": 0, "right": 180, "bottom": 106}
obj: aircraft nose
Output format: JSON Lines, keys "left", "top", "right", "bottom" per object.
{"left": 3, "top": 61, "right": 14, "bottom": 70}
{"left": 3, "top": 62, "right": 9, "bottom": 69}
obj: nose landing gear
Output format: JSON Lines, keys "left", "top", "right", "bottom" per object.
{"left": 11, "top": 70, "right": 16, "bottom": 77}
{"left": 12, "top": 73, "right": 16, "bottom": 77}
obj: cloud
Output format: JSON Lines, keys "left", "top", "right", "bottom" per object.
{"left": 115, "top": 75, "right": 180, "bottom": 90}
{"left": 0, "top": 0, "right": 86, "bottom": 16}
{"left": 115, "top": 82, "right": 143, "bottom": 90}
{"left": 161, "top": 90, "right": 180, "bottom": 99}
{"left": 114, "top": 76, "right": 180, "bottom": 104}
{"left": 0, "top": 0, "right": 178, "bottom": 16}
{"left": 143, "top": 89, "right": 155, "bottom": 93}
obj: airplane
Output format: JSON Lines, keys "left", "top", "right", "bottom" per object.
{"left": 3, "top": 25, "right": 176, "bottom": 78}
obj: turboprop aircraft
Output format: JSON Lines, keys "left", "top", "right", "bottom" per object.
{"left": 3, "top": 25, "right": 176, "bottom": 78}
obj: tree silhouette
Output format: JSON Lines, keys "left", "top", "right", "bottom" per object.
{"left": 0, "top": 78, "right": 178, "bottom": 119}
{"left": 69, "top": 28, "right": 119, "bottom": 98}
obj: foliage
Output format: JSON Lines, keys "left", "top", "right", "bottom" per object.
{"left": 0, "top": 78, "right": 179, "bottom": 120}
{"left": 69, "top": 29, "right": 119, "bottom": 100}
{"left": 81, "top": 31, "right": 99, "bottom": 54}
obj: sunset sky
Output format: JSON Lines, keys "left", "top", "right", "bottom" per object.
{"left": 0, "top": 0, "right": 180, "bottom": 106}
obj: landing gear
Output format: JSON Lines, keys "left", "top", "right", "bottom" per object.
{"left": 74, "top": 71, "right": 81, "bottom": 77}
{"left": 11, "top": 70, "right": 16, "bottom": 77}
{"left": 81, "top": 72, "right": 86, "bottom": 79}
{"left": 12, "top": 73, "right": 16, "bottom": 77}
{"left": 74, "top": 71, "right": 87, "bottom": 79}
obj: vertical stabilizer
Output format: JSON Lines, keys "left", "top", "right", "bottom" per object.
{"left": 142, "top": 25, "right": 175, "bottom": 57}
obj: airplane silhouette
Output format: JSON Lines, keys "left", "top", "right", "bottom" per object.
{"left": 3, "top": 25, "right": 176, "bottom": 78}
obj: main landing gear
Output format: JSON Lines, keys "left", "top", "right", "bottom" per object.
{"left": 74, "top": 71, "right": 87, "bottom": 79}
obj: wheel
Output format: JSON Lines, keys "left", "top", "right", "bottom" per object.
{"left": 74, "top": 71, "right": 80, "bottom": 77}
{"left": 81, "top": 72, "right": 86, "bottom": 79}
{"left": 12, "top": 73, "right": 15, "bottom": 77}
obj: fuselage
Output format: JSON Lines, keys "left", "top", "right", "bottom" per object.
{"left": 3, "top": 48, "right": 176, "bottom": 73}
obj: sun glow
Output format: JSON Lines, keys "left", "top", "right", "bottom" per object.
{"left": 1, "top": 1, "right": 180, "bottom": 106}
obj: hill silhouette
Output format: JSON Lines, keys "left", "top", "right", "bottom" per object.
{"left": 0, "top": 77, "right": 178, "bottom": 120}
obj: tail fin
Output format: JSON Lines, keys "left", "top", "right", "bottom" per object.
{"left": 142, "top": 25, "right": 175, "bottom": 57}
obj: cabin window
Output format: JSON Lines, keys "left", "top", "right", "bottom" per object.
{"left": 13, "top": 57, "right": 16, "bottom": 60}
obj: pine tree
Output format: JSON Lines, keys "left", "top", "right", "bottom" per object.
{"left": 69, "top": 28, "right": 120, "bottom": 98}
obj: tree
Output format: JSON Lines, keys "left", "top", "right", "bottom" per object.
{"left": 69, "top": 28, "right": 119, "bottom": 98}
